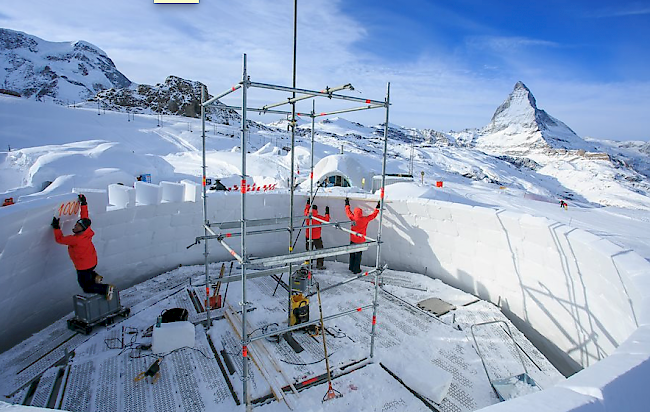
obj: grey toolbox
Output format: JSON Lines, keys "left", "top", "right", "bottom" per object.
{"left": 68, "top": 292, "right": 130, "bottom": 334}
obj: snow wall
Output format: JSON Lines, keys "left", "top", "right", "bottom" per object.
{"left": 1, "top": 188, "right": 649, "bottom": 411}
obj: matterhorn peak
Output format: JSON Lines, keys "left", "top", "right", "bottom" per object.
{"left": 476, "top": 81, "right": 595, "bottom": 153}
{"left": 488, "top": 81, "right": 539, "bottom": 131}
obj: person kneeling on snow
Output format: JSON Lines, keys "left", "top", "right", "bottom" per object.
{"left": 52, "top": 194, "right": 114, "bottom": 300}
{"left": 345, "top": 198, "right": 380, "bottom": 274}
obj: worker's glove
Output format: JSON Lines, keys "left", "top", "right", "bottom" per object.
{"left": 376, "top": 201, "right": 381, "bottom": 209}
{"left": 345, "top": 198, "right": 349, "bottom": 206}
{"left": 78, "top": 194, "right": 87, "bottom": 206}
{"left": 325, "top": 206, "right": 330, "bottom": 215}
{"left": 51, "top": 217, "right": 60, "bottom": 230}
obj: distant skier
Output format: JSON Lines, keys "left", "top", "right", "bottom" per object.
{"left": 52, "top": 194, "right": 114, "bottom": 300}
{"left": 559, "top": 200, "right": 568, "bottom": 210}
{"left": 304, "top": 199, "right": 330, "bottom": 269}
{"left": 345, "top": 198, "right": 380, "bottom": 274}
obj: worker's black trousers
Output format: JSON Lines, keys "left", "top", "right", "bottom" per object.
{"left": 77, "top": 266, "right": 109, "bottom": 295}
{"left": 306, "top": 237, "right": 325, "bottom": 268}
{"left": 349, "top": 242, "right": 363, "bottom": 274}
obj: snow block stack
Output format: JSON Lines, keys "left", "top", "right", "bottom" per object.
{"left": 181, "top": 179, "right": 200, "bottom": 202}
{"left": 135, "top": 181, "right": 162, "bottom": 205}
{"left": 108, "top": 184, "right": 135, "bottom": 209}
{"left": 160, "top": 181, "right": 185, "bottom": 203}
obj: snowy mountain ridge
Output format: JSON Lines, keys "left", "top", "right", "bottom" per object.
{"left": 0, "top": 28, "right": 131, "bottom": 103}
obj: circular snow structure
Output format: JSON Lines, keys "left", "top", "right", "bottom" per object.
{"left": 0, "top": 190, "right": 649, "bottom": 411}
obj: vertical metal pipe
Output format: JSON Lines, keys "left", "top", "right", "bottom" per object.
{"left": 370, "top": 82, "right": 390, "bottom": 359}
{"left": 308, "top": 101, "right": 315, "bottom": 280}
{"left": 240, "top": 54, "right": 250, "bottom": 406}
{"left": 201, "top": 85, "right": 211, "bottom": 329}
{"left": 287, "top": 0, "right": 298, "bottom": 327}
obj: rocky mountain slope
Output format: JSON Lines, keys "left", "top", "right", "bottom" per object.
{"left": 94, "top": 75, "right": 240, "bottom": 123}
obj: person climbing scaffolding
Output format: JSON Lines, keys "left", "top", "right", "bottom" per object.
{"left": 345, "top": 197, "right": 380, "bottom": 274}
{"left": 52, "top": 194, "right": 114, "bottom": 300}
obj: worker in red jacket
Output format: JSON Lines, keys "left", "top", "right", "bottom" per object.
{"left": 345, "top": 198, "right": 380, "bottom": 274}
{"left": 52, "top": 194, "right": 114, "bottom": 300}
{"left": 304, "top": 199, "right": 330, "bottom": 269}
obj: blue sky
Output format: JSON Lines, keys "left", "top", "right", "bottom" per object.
{"left": 1, "top": 0, "right": 649, "bottom": 140}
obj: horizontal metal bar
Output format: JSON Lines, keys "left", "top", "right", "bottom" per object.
{"left": 249, "top": 81, "right": 386, "bottom": 106}
{"left": 250, "top": 242, "right": 373, "bottom": 267}
{"left": 306, "top": 265, "right": 386, "bottom": 297}
{"left": 249, "top": 304, "right": 374, "bottom": 343}
{"left": 203, "top": 84, "right": 242, "bottom": 107}
{"left": 313, "top": 104, "right": 384, "bottom": 118}
{"left": 211, "top": 216, "right": 302, "bottom": 230}
{"left": 221, "top": 266, "right": 291, "bottom": 284}
{"left": 262, "top": 84, "right": 353, "bottom": 111}
{"left": 216, "top": 104, "right": 292, "bottom": 116}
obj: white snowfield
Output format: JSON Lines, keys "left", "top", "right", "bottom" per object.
{"left": 0, "top": 180, "right": 648, "bottom": 411}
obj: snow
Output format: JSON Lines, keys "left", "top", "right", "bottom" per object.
{"left": 1, "top": 95, "right": 650, "bottom": 411}
{"left": 151, "top": 321, "right": 195, "bottom": 354}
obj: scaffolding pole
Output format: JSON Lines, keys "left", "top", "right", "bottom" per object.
{"left": 308, "top": 100, "right": 315, "bottom": 274}
{"left": 239, "top": 54, "right": 251, "bottom": 405}
{"left": 371, "top": 82, "right": 391, "bottom": 359}
{"left": 200, "top": 85, "right": 212, "bottom": 329}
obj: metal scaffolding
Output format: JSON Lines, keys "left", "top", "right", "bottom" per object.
{"left": 197, "top": 54, "right": 391, "bottom": 408}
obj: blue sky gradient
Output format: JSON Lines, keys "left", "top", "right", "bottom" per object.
{"left": 1, "top": 0, "right": 649, "bottom": 140}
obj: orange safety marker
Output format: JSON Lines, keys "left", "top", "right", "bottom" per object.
{"left": 372, "top": 315, "right": 377, "bottom": 325}
{"left": 242, "top": 346, "right": 248, "bottom": 357}
{"left": 240, "top": 179, "right": 247, "bottom": 193}
{"left": 226, "top": 233, "right": 232, "bottom": 238}
{"left": 356, "top": 307, "right": 362, "bottom": 312}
